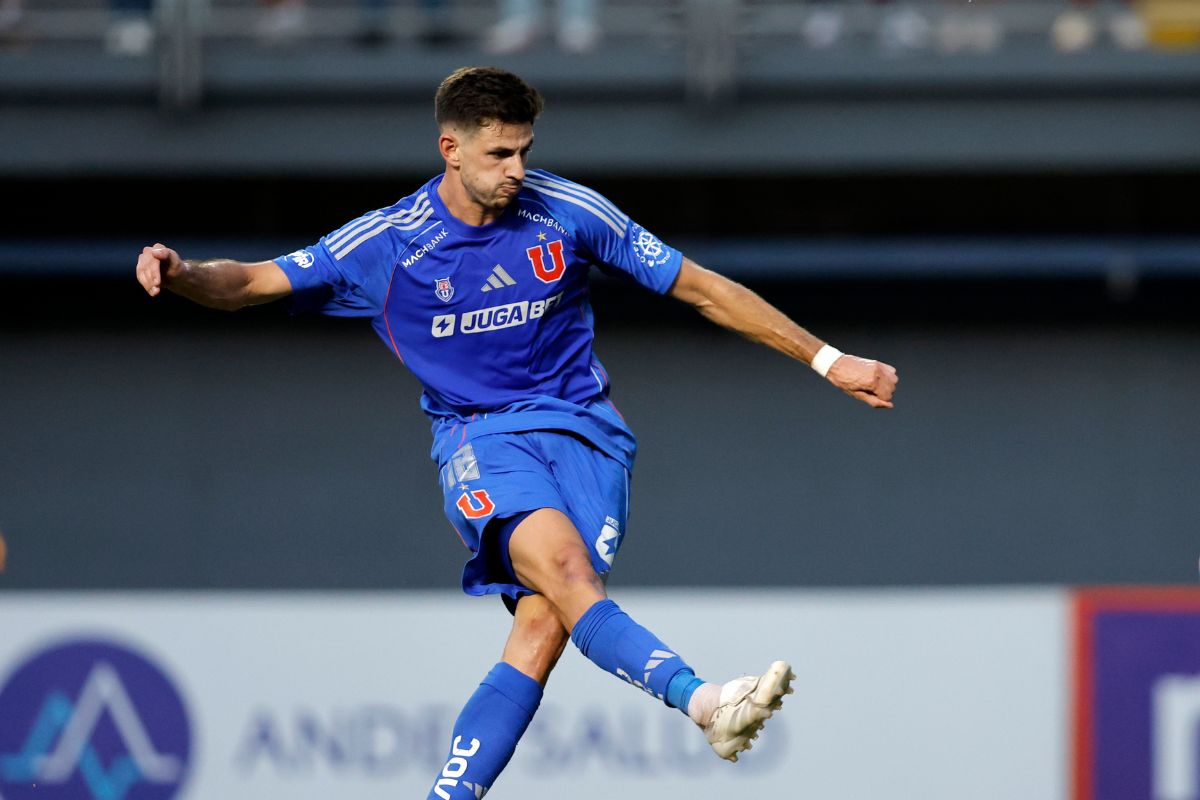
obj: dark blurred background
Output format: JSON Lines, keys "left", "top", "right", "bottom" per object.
{"left": 2, "top": 0, "right": 1198, "bottom": 591}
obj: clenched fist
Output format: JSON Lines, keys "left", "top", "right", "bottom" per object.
{"left": 135, "top": 243, "right": 180, "bottom": 297}
{"left": 826, "top": 355, "right": 899, "bottom": 409}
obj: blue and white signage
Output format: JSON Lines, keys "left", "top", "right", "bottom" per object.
{"left": 0, "top": 637, "right": 192, "bottom": 800}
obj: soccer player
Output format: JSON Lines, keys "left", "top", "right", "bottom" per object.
{"left": 134, "top": 66, "right": 898, "bottom": 797}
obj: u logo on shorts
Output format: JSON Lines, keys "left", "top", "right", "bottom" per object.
{"left": 456, "top": 489, "right": 496, "bottom": 519}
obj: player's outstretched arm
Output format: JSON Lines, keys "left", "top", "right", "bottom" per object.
{"left": 668, "top": 257, "right": 898, "bottom": 408}
{"left": 135, "top": 243, "right": 293, "bottom": 311}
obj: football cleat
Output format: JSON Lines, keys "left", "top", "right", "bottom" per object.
{"left": 703, "top": 660, "right": 795, "bottom": 762}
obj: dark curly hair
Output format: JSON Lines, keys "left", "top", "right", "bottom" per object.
{"left": 434, "top": 66, "right": 544, "bottom": 130}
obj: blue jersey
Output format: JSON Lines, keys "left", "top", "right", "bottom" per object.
{"left": 274, "top": 169, "right": 684, "bottom": 469}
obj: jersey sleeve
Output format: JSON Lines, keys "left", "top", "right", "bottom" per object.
{"left": 273, "top": 226, "right": 388, "bottom": 318}
{"left": 529, "top": 172, "right": 683, "bottom": 294}
{"left": 577, "top": 210, "right": 683, "bottom": 295}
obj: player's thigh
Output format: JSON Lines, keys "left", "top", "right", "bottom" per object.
{"left": 544, "top": 433, "right": 630, "bottom": 579}
{"left": 507, "top": 508, "right": 606, "bottom": 627}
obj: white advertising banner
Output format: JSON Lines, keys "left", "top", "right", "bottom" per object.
{"left": 0, "top": 588, "right": 1066, "bottom": 800}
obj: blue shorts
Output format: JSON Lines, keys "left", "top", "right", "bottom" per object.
{"left": 438, "top": 430, "right": 630, "bottom": 604}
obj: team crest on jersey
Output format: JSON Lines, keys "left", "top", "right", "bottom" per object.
{"left": 286, "top": 250, "right": 314, "bottom": 269}
{"left": 434, "top": 277, "right": 455, "bottom": 302}
{"left": 631, "top": 224, "right": 672, "bottom": 268}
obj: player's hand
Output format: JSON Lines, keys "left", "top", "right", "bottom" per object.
{"left": 825, "top": 355, "right": 898, "bottom": 409}
{"left": 135, "top": 243, "right": 180, "bottom": 298}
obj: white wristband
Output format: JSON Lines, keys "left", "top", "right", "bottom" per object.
{"left": 811, "top": 344, "right": 843, "bottom": 378}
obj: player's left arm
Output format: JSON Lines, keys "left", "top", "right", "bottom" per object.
{"left": 668, "top": 257, "right": 898, "bottom": 408}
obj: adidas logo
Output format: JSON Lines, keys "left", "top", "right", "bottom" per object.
{"left": 480, "top": 264, "right": 517, "bottom": 292}
{"left": 644, "top": 649, "right": 676, "bottom": 684}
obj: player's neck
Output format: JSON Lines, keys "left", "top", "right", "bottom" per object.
{"left": 438, "top": 172, "right": 504, "bottom": 227}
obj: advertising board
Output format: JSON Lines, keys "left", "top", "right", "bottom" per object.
{"left": 0, "top": 589, "right": 1063, "bottom": 800}
{"left": 1073, "top": 587, "right": 1200, "bottom": 800}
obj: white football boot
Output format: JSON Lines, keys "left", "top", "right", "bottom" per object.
{"left": 703, "top": 660, "right": 795, "bottom": 762}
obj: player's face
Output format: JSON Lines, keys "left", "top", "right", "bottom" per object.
{"left": 456, "top": 120, "right": 534, "bottom": 213}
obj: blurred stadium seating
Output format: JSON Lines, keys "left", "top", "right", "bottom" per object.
{"left": 3, "top": 0, "right": 1196, "bottom": 57}
{"left": 2, "top": 0, "right": 1199, "bottom": 105}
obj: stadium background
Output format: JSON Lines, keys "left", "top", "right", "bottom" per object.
{"left": 1, "top": 1, "right": 1199, "bottom": 798}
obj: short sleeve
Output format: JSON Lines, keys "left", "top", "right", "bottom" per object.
{"left": 558, "top": 185, "right": 682, "bottom": 294}
{"left": 273, "top": 237, "right": 380, "bottom": 318}
{"left": 586, "top": 217, "right": 684, "bottom": 294}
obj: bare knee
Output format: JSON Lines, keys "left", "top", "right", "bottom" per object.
{"left": 520, "top": 545, "right": 602, "bottom": 627}
{"left": 546, "top": 543, "right": 603, "bottom": 592}
{"left": 503, "top": 595, "right": 570, "bottom": 686}
{"left": 508, "top": 509, "right": 606, "bottom": 626}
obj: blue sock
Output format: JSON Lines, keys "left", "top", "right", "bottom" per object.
{"left": 427, "top": 662, "right": 542, "bottom": 800}
{"left": 665, "top": 668, "right": 706, "bottom": 713}
{"left": 570, "top": 598, "right": 694, "bottom": 708}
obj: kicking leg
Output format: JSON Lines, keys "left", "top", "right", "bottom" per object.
{"left": 427, "top": 594, "right": 569, "bottom": 800}
{"left": 507, "top": 507, "right": 794, "bottom": 761}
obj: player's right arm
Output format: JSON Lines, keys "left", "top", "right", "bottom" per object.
{"left": 135, "top": 243, "right": 292, "bottom": 311}
{"left": 669, "top": 257, "right": 898, "bottom": 409}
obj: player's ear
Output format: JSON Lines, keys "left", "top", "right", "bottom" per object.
{"left": 439, "top": 128, "right": 461, "bottom": 167}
